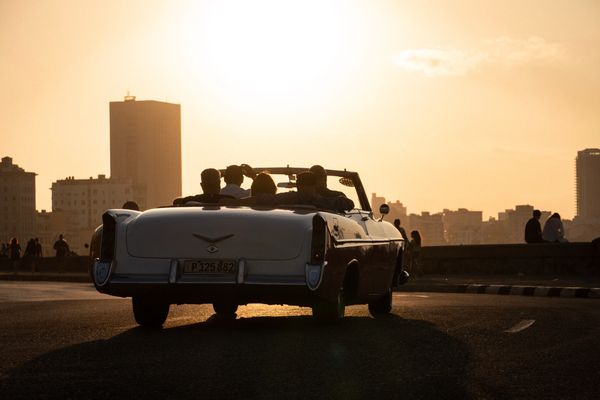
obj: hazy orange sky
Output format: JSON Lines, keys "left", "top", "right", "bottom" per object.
{"left": 1, "top": 0, "right": 599, "bottom": 219}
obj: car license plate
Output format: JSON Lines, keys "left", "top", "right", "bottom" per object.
{"left": 183, "top": 259, "right": 237, "bottom": 274}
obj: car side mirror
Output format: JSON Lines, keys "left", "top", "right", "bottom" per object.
{"left": 379, "top": 204, "right": 390, "bottom": 221}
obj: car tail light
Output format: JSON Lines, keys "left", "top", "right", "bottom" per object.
{"left": 306, "top": 215, "right": 329, "bottom": 291}
{"left": 311, "top": 215, "right": 328, "bottom": 264}
{"left": 100, "top": 212, "right": 116, "bottom": 262}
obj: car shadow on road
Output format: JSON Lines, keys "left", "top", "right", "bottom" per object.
{"left": 0, "top": 314, "right": 474, "bottom": 400}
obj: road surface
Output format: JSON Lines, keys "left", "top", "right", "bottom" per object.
{"left": 1, "top": 282, "right": 599, "bottom": 399}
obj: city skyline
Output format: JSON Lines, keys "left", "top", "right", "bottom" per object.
{"left": 2, "top": 1, "right": 599, "bottom": 219}
{"left": 2, "top": 148, "right": 594, "bottom": 220}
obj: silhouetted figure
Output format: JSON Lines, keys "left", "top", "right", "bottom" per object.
{"left": 53, "top": 234, "right": 70, "bottom": 259}
{"left": 122, "top": 201, "right": 140, "bottom": 210}
{"left": 309, "top": 165, "right": 347, "bottom": 198}
{"left": 221, "top": 164, "right": 255, "bottom": 198}
{"left": 393, "top": 218, "right": 410, "bottom": 242}
{"left": 23, "top": 238, "right": 37, "bottom": 271}
{"left": 409, "top": 230, "right": 422, "bottom": 276}
{"left": 8, "top": 237, "right": 21, "bottom": 259}
{"left": 8, "top": 237, "right": 21, "bottom": 273}
{"left": 525, "top": 209, "right": 545, "bottom": 243}
{"left": 542, "top": 213, "right": 568, "bottom": 243}
{"left": 0, "top": 243, "right": 7, "bottom": 258}
{"left": 34, "top": 238, "right": 42, "bottom": 258}
{"left": 258, "top": 172, "right": 354, "bottom": 212}
{"left": 173, "top": 168, "right": 234, "bottom": 205}
{"left": 250, "top": 172, "right": 277, "bottom": 196}
{"left": 24, "top": 238, "right": 36, "bottom": 257}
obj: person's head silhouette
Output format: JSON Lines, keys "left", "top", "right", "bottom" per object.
{"left": 224, "top": 165, "right": 244, "bottom": 186}
{"left": 200, "top": 168, "right": 222, "bottom": 195}
{"left": 296, "top": 172, "right": 316, "bottom": 196}
{"left": 251, "top": 173, "right": 277, "bottom": 196}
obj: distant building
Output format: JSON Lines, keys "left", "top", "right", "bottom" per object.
{"left": 0, "top": 156, "right": 36, "bottom": 243}
{"left": 408, "top": 212, "right": 446, "bottom": 246}
{"left": 443, "top": 208, "right": 483, "bottom": 244}
{"left": 481, "top": 217, "right": 509, "bottom": 245}
{"left": 371, "top": 193, "right": 408, "bottom": 225}
{"left": 35, "top": 209, "right": 77, "bottom": 257}
{"left": 371, "top": 193, "right": 386, "bottom": 212}
{"left": 110, "top": 96, "right": 181, "bottom": 209}
{"left": 576, "top": 148, "right": 600, "bottom": 220}
{"left": 498, "top": 205, "right": 551, "bottom": 243}
{"left": 388, "top": 200, "right": 408, "bottom": 223}
{"left": 50, "top": 174, "right": 137, "bottom": 253}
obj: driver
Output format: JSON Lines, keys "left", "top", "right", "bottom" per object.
{"left": 309, "top": 165, "right": 347, "bottom": 198}
{"left": 258, "top": 172, "right": 354, "bottom": 212}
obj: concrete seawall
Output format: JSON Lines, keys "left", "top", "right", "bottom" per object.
{"left": 421, "top": 242, "right": 599, "bottom": 275}
{"left": 1, "top": 242, "right": 599, "bottom": 277}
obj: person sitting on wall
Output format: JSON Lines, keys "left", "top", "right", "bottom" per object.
{"left": 220, "top": 164, "right": 256, "bottom": 199}
{"left": 524, "top": 209, "right": 545, "bottom": 243}
{"left": 53, "top": 234, "right": 70, "bottom": 259}
{"left": 173, "top": 168, "right": 235, "bottom": 205}
{"left": 542, "top": 213, "right": 568, "bottom": 243}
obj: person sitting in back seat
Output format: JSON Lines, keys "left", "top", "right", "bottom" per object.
{"left": 173, "top": 168, "right": 234, "bottom": 205}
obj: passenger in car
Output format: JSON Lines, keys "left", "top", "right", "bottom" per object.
{"left": 173, "top": 168, "right": 235, "bottom": 205}
{"left": 220, "top": 164, "right": 256, "bottom": 198}
{"left": 257, "top": 172, "right": 354, "bottom": 212}
{"left": 250, "top": 172, "right": 277, "bottom": 196}
{"left": 309, "top": 165, "right": 347, "bottom": 198}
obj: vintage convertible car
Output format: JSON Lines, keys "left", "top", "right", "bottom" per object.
{"left": 91, "top": 167, "right": 408, "bottom": 326}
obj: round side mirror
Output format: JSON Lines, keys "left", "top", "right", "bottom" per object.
{"left": 379, "top": 204, "right": 390, "bottom": 215}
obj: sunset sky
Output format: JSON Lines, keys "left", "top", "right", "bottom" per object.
{"left": 1, "top": 0, "right": 599, "bottom": 219}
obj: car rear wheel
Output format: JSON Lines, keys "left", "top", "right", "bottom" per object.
{"left": 368, "top": 287, "right": 392, "bottom": 316}
{"left": 212, "top": 302, "right": 238, "bottom": 318}
{"left": 132, "top": 296, "right": 170, "bottom": 327}
{"left": 312, "top": 288, "right": 345, "bottom": 322}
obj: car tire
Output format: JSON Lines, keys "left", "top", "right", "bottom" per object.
{"left": 212, "top": 302, "right": 238, "bottom": 318}
{"left": 312, "top": 288, "right": 345, "bottom": 322}
{"left": 132, "top": 296, "right": 170, "bottom": 328}
{"left": 368, "top": 287, "right": 392, "bottom": 317}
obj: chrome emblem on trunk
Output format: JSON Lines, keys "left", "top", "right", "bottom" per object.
{"left": 192, "top": 233, "right": 234, "bottom": 254}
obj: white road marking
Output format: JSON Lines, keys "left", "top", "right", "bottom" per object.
{"left": 504, "top": 319, "right": 535, "bottom": 333}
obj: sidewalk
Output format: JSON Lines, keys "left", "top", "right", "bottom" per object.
{"left": 0, "top": 271, "right": 89, "bottom": 283}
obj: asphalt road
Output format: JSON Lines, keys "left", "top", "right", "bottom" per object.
{"left": 1, "top": 282, "right": 599, "bottom": 400}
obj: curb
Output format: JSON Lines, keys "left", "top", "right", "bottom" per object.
{"left": 400, "top": 283, "right": 600, "bottom": 299}
{"left": 2, "top": 274, "right": 600, "bottom": 299}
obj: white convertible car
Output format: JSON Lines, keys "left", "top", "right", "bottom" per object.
{"left": 91, "top": 167, "right": 408, "bottom": 326}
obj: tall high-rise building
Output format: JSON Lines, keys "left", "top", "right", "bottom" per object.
{"left": 576, "top": 148, "right": 600, "bottom": 220}
{"left": 110, "top": 96, "right": 181, "bottom": 209}
{"left": 0, "top": 156, "right": 36, "bottom": 242}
